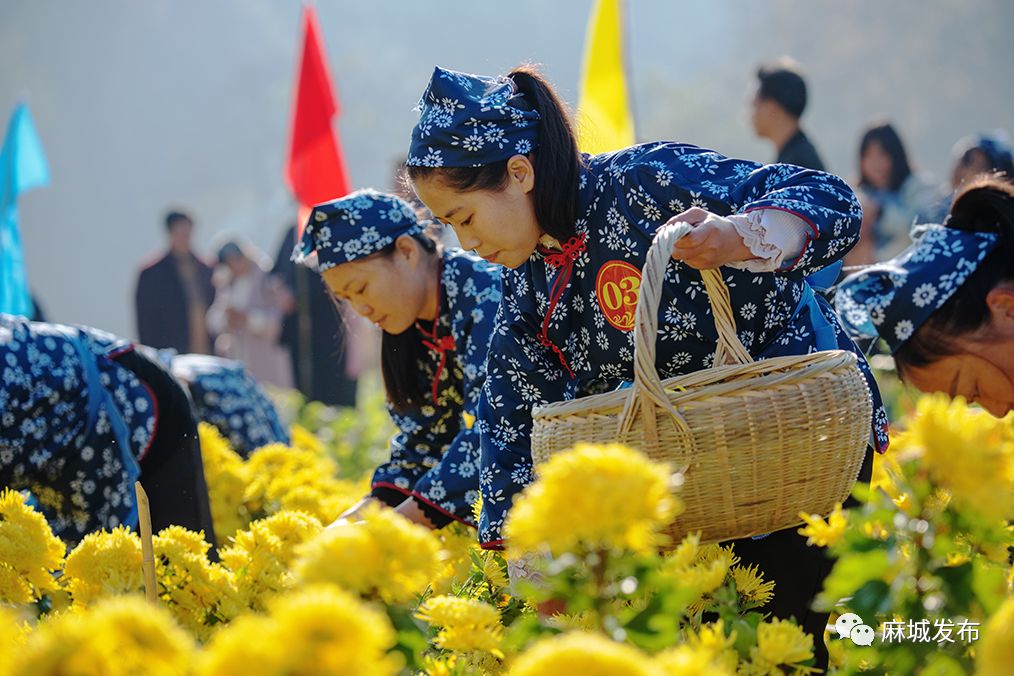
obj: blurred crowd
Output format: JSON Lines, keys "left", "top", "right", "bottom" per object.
{"left": 130, "top": 56, "right": 1012, "bottom": 401}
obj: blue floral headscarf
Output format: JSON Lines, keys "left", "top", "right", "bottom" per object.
{"left": 406, "top": 66, "right": 540, "bottom": 168}
{"left": 292, "top": 189, "right": 425, "bottom": 271}
{"left": 836, "top": 224, "right": 1000, "bottom": 353}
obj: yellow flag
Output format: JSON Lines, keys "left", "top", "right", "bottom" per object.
{"left": 577, "top": 0, "right": 635, "bottom": 154}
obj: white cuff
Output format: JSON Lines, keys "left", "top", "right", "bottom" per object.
{"left": 507, "top": 553, "right": 548, "bottom": 596}
{"left": 726, "top": 209, "right": 810, "bottom": 272}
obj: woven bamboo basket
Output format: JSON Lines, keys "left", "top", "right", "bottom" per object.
{"left": 531, "top": 222, "right": 872, "bottom": 545}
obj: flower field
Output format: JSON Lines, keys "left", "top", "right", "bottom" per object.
{"left": 0, "top": 376, "right": 1011, "bottom": 675}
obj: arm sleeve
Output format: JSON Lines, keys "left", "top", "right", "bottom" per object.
{"left": 629, "top": 144, "right": 862, "bottom": 278}
{"left": 476, "top": 271, "right": 569, "bottom": 549}
{"left": 724, "top": 209, "right": 811, "bottom": 272}
{"left": 370, "top": 401, "right": 459, "bottom": 504}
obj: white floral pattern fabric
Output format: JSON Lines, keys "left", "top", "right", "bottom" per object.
{"left": 165, "top": 352, "right": 289, "bottom": 457}
{"left": 835, "top": 224, "right": 1000, "bottom": 354}
{"left": 293, "top": 189, "right": 424, "bottom": 271}
{"left": 406, "top": 66, "right": 541, "bottom": 169}
{"left": 371, "top": 249, "right": 501, "bottom": 526}
{"left": 1, "top": 314, "right": 155, "bottom": 540}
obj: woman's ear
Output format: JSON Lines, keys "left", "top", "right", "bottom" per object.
{"left": 506, "top": 154, "right": 536, "bottom": 194}
{"left": 986, "top": 285, "right": 1014, "bottom": 334}
{"left": 394, "top": 234, "right": 419, "bottom": 264}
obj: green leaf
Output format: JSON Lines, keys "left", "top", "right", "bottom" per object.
{"left": 971, "top": 558, "right": 1007, "bottom": 615}
{"left": 815, "top": 549, "right": 893, "bottom": 611}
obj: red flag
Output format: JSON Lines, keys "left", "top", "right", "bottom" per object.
{"left": 285, "top": 4, "right": 351, "bottom": 238}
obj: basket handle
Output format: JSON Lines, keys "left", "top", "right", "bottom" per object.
{"left": 619, "top": 221, "right": 754, "bottom": 434}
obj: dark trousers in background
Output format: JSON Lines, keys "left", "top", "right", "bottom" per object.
{"left": 114, "top": 350, "right": 218, "bottom": 555}
{"left": 722, "top": 446, "right": 875, "bottom": 672}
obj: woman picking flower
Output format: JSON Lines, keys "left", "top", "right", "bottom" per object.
{"left": 405, "top": 65, "right": 888, "bottom": 667}
{"left": 293, "top": 189, "right": 500, "bottom": 529}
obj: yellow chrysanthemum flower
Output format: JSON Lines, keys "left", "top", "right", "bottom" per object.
{"left": 63, "top": 526, "right": 144, "bottom": 606}
{"left": 481, "top": 553, "right": 510, "bottom": 589}
{"left": 685, "top": 620, "right": 740, "bottom": 673}
{"left": 0, "top": 488, "right": 65, "bottom": 603}
{"left": 509, "top": 631, "right": 658, "bottom": 676}
{"left": 243, "top": 444, "right": 361, "bottom": 524}
{"left": 546, "top": 609, "right": 600, "bottom": 632}
{"left": 797, "top": 503, "right": 847, "bottom": 548}
{"left": 220, "top": 510, "right": 322, "bottom": 611}
{"left": 0, "top": 564, "right": 33, "bottom": 605}
{"left": 197, "top": 586, "right": 400, "bottom": 676}
{"left": 654, "top": 644, "right": 733, "bottom": 676}
{"left": 198, "top": 422, "right": 252, "bottom": 542}
{"left": 907, "top": 394, "right": 1014, "bottom": 521}
{"left": 504, "top": 443, "right": 681, "bottom": 556}
{"left": 731, "top": 564, "right": 776, "bottom": 608}
{"left": 0, "top": 606, "right": 31, "bottom": 675}
{"left": 870, "top": 451, "right": 907, "bottom": 508}
{"left": 293, "top": 503, "right": 441, "bottom": 604}
{"left": 289, "top": 423, "right": 326, "bottom": 455}
{"left": 749, "top": 618, "right": 814, "bottom": 673}
{"left": 416, "top": 595, "right": 504, "bottom": 655}
{"left": 431, "top": 525, "right": 480, "bottom": 596}
{"left": 16, "top": 596, "right": 194, "bottom": 676}
{"left": 194, "top": 614, "right": 282, "bottom": 676}
{"left": 978, "top": 595, "right": 1014, "bottom": 676}
{"left": 153, "top": 526, "right": 242, "bottom": 640}
{"left": 658, "top": 536, "right": 734, "bottom": 614}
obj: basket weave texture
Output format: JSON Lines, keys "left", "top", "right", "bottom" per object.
{"left": 531, "top": 223, "right": 872, "bottom": 544}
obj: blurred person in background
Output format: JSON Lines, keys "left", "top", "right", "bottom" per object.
{"left": 270, "top": 223, "right": 358, "bottom": 407}
{"left": 134, "top": 209, "right": 215, "bottom": 354}
{"left": 750, "top": 57, "right": 826, "bottom": 171}
{"left": 921, "top": 131, "right": 1014, "bottom": 224}
{"left": 846, "top": 122, "right": 935, "bottom": 265}
{"left": 207, "top": 239, "right": 292, "bottom": 390}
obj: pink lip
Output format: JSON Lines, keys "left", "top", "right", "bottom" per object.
{"left": 374, "top": 314, "right": 388, "bottom": 327}
{"left": 481, "top": 251, "right": 500, "bottom": 264}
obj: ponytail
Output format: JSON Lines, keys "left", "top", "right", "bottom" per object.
{"left": 508, "top": 65, "right": 583, "bottom": 240}
{"left": 407, "top": 64, "right": 584, "bottom": 241}
{"left": 896, "top": 174, "right": 1014, "bottom": 374}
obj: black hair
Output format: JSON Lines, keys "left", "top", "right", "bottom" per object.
{"left": 895, "top": 175, "right": 1014, "bottom": 377}
{"left": 217, "top": 241, "right": 244, "bottom": 264}
{"left": 959, "top": 141, "right": 1014, "bottom": 177}
{"left": 325, "top": 229, "right": 441, "bottom": 412}
{"left": 165, "top": 210, "right": 192, "bottom": 232}
{"left": 859, "top": 122, "right": 914, "bottom": 193}
{"left": 755, "top": 59, "right": 808, "bottom": 119}
{"left": 407, "top": 64, "right": 584, "bottom": 242}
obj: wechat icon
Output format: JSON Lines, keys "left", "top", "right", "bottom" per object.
{"left": 835, "top": 613, "right": 876, "bottom": 646}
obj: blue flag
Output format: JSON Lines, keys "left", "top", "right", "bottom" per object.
{"left": 1, "top": 103, "right": 50, "bottom": 316}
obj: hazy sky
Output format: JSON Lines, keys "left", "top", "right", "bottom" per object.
{"left": 3, "top": 0, "right": 1012, "bottom": 338}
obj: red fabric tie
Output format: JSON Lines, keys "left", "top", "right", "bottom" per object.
{"left": 417, "top": 258, "right": 452, "bottom": 405}
{"left": 537, "top": 233, "right": 587, "bottom": 379}
{"left": 421, "top": 334, "right": 456, "bottom": 404}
